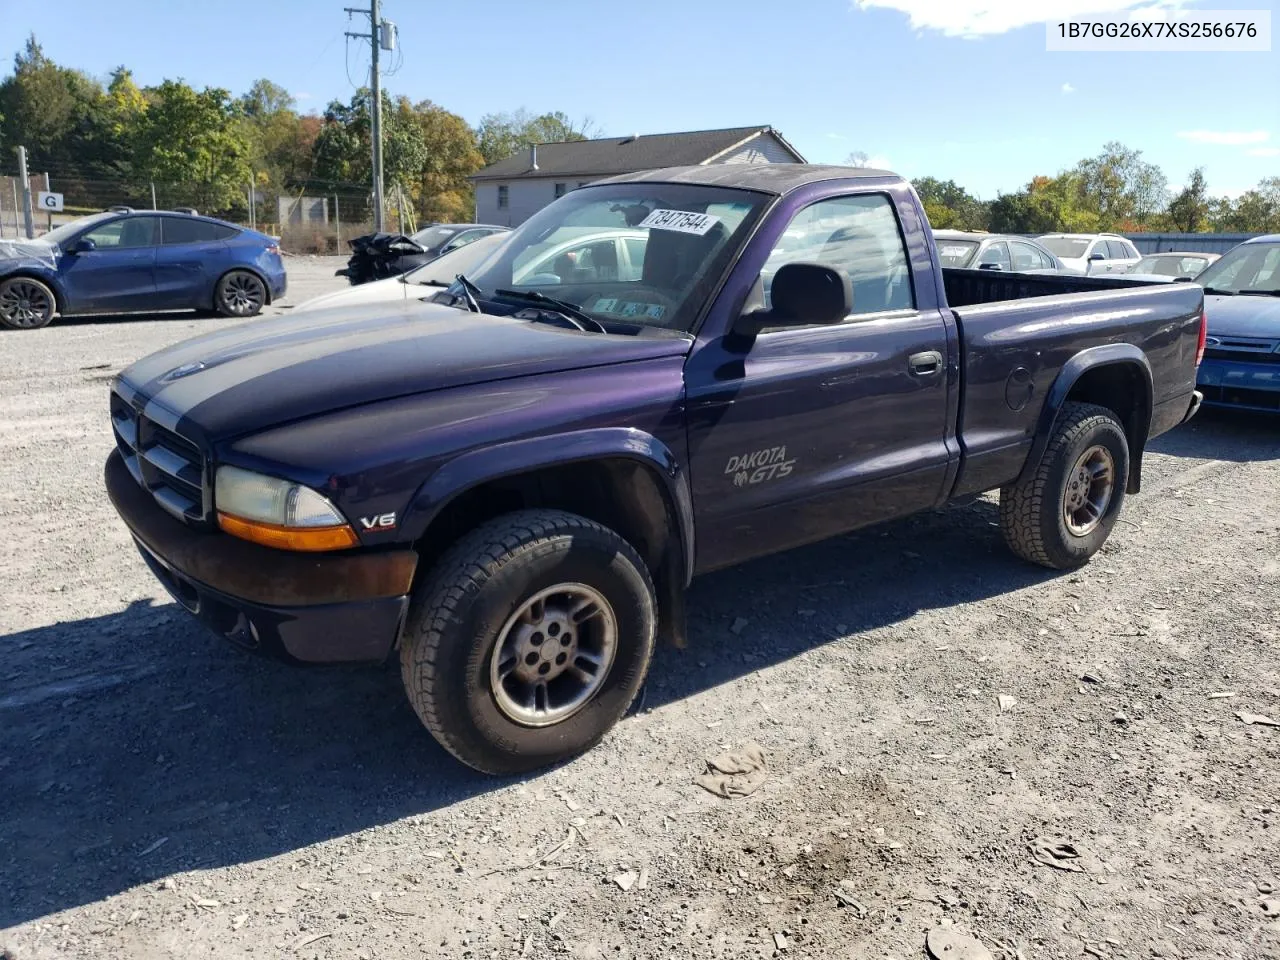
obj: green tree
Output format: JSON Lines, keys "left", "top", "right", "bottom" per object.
{"left": 412, "top": 99, "right": 484, "bottom": 222}
{"left": 1067, "top": 141, "right": 1167, "bottom": 230}
{"left": 475, "top": 108, "right": 599, "bottom": 166}
{"left": 133, "top": 80, "right": 252, "bottom": 211}
{"left": 911, "top": 176, "right": 988, "bottom": 230}
{"left": 1167, "top": 167, "right": 1210, "bottom": 233}
{"left": 311, "top": 89, "right": 425, "bottom": 190}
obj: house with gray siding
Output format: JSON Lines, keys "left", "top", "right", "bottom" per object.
{"left": 471, "top": 125, "right": 805, "bottom": 227}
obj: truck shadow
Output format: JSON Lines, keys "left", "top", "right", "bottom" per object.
{"left": 1148, "top": 407, "right": 1280, "bottom": 462}
{"left": 0, "top": 498, "right": 1053, "bottom": 928}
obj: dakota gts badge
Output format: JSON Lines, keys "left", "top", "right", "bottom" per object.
{"left": 724, "top": 446, "right": 796, "bottom": 487}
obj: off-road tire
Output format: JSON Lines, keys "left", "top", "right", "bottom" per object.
{"left": 214, "top": 270, "right": 267, "bottom": 318}
{"left": 0, "top": 276, "right": 57, "bottom": 330}
{"left": 400, "top": 509, "right": 657, "bottom": 775}
{"left": 1000, "top": 401, "right": 1129, "bottom": 570}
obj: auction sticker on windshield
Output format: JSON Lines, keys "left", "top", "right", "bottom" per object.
{"left": 640, "top": 209, "right": 721, "bottom": 236}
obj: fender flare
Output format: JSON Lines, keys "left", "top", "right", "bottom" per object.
{"left": 1017, "top": 343, "right": 1153, "bottom": 494}
{"left": 401, "top": 426, "right": 696, "bottom": 585}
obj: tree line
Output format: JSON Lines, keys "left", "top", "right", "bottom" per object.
{"left": 0, "top": 36, "right": 594, "bottom": 223}
{"left": 885, "top": 143, "right": 1280, "bottom": 236}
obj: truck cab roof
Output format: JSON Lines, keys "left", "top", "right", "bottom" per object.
{"left": 598, "top": 164, "right": 901, "bottom": 196}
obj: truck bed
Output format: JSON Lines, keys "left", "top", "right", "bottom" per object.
{"left": 941, "top": 267, "right": 1169, "bottom": 307}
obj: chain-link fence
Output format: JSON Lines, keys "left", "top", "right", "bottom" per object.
{"left": 0, "top": 167, "right": 422, "bottom": 254}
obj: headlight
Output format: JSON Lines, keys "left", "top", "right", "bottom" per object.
{"left": 214, "top": 465, "right": 357, "bottom": 552}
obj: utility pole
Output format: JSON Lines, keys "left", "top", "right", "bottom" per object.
{"left": 345, "top": 0, "right": 394, "bottom": 233}
{"left": 17, "top": 146, "right": 34, "bottom": 239}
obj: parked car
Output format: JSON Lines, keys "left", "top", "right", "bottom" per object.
{"left": 1192, "top": 235, "right": 1280, "bottom": 412}
{"left": 512, "top": 227, "right": 648, "bottom": 284}
{"left": 297, "top": 232, "right": 509, "bottom": 312}
{"left": 104, "top": 164, "right": 1203, "bottom": 775}
{"left": 0, "top": 211, "right": 285, "bottom": 330}
{"left": 337, "top": 224, "right": 510, "bottom": 286}
{"left": 1120, "top": 251, "right": 1219, "bottom": 283}
{"left": 1037, "top": 233, "right": 1142, "bottom": 275}
{"left": 932, "top": 230, "right": 1066, "bottom": 273}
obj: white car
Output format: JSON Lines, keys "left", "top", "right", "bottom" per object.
{"left": 1036, "top": 233, "right": 1142, "bottom": 275}
{"left": 296, "top": 232, "right": 509, "bottom": 312}
{"left": 512, "top": 228, "right": 648, "bottom": 285}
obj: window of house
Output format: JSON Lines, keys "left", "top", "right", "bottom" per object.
{"left": 554, "top": 183, "right": 567, "bottom": 199}
{"left": 759, "top": 193, "right": 914, "bottom": 317}
{"left": 497, "top": 185, "right": 509, "bottom": 209}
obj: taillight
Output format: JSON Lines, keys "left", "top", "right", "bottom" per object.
{"left": 265, "top": 242, "right": 280, "bottom": 256}
{"left": 1195, "top": 310, "right": 1207, "bottom": 366}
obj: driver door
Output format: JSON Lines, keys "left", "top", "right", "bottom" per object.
{"left": 60, "top": 216, "right": 159, "bottom": 313}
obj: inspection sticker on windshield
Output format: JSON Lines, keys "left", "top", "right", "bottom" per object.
{"left": 639, "top": 209, "right": 720, "bottom": 236}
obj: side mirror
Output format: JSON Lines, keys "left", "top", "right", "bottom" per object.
{"left": 736, "top": 262, "right": 852, "bottom": 335}
{"left": 1088, "top": 252, "right": 1106, "bottom": 261}
{"left": 978, "top": 262, "right": 1003, "bottom": 271}
{"left": 71, "top": 237, "right": 96, "bottom": 253}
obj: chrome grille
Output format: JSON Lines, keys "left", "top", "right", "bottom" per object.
{"left": 111, "top": 390, "right": 208, "bottom": 524}
{"left": 1203, "top": 336, "right": 1280, "bottom": 364}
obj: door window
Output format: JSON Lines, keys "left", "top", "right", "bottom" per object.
{"left": 759, "top": 194, "right": 914, "bottom": 316}
{"left": 161, "top": 218, "right": 227, "bottom": 245}
{"left": 977, "top": 241, "right": 1011, "bottom": 271}
{"left": 1010, "top": 241, "right": 1051, "bottom": 270}
{"left": 1106, "top": 239, "right": 1133, "bottom": 259}
{"left": 82, "top": 217, "right": 158, "bottom": 249}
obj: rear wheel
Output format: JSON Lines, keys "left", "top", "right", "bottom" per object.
{"left": 400, "top": 509, "right": 657, "bottom": 775}
{"left": 0, "top": 277, "right": 56, "bottom": 330}
{"left": 214, "top": 270, "right": 266, "bottom": 317}
{"left": 1000, "top": 402, "right": 1129, "bottom": 570}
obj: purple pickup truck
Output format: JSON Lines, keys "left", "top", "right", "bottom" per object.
{"left": 105, "top": 165, "right": 1205, "bottom": 774}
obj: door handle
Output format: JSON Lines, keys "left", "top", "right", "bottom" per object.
{"left": 908, "top": 350, "right": 943, "bottom": 376}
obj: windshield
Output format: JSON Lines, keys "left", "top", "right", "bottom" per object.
{"left": 1194, "top": 242, "right": 1280, "bottom": 295}
{"left": 411, "top": 225, "right": 461, "bottom": 250}
{"left": 934, "top": 239, "right": 978, "bottom": 268}
{"left": 449, "top": 182, "right": 769, "bottom": 331}
{"left": 1131, "top": 255, "right": 1209, "bottom": 278}
{"left": 1038, "top": 237, "right": 1090, "bottom": 258}
{"left": 41, "top": 212, "right": 115, "bottom": 247}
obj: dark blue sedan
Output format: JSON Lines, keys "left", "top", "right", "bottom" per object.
{"left": 0, "top": 210, "right": 287, "bottom": 330}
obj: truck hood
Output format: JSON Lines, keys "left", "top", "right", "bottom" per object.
{"left": 117, "top": 302, "right": 692, "bottom": 442}
{"left": 1204, "top": 293, "right": 1280, "bottom": 339}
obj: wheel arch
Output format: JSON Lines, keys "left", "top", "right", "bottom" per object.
{"left": 401, "top": 428, "right": 695, "bottom": 646}
{"left": 0, "top": 269, "right": 67, "bottom": 314}
{"left": 1019, "top": 345, "right": 1153, "bottom": 495}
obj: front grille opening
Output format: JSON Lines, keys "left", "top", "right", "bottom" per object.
{"left": 112, "top": 388, "right": 208, "bottom": 525}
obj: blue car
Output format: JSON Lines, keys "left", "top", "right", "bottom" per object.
{"left": 1194, "top": 234, "right": 1280, "bottom": 413}
{"left": 0, "top": 210, "right": 286, "bottom": 330}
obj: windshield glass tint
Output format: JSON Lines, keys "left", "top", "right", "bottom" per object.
{"left": 1195, "top": 243, "right": 1280, "bottom": 294}
{"left": 1038, "top": 237, "right": 1091, "bottom": 257}
{"left": 44, "top": 212, "right": 115, "bottom": 247}
{"left": 455, "top": 182, "right": 768, "bottom": 330}
{"left": 935, "top": 239, "right": 978, "bottom": 267}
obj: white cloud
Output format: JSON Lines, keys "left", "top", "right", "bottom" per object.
{"left": 1177, "top": 130, "right": 1270, "bottom": 146}
{"left": 1247, "top": 146, "right": 1280, "bottom": 157}
{"left": 866, "top": 153, "right": 893, "bottom": 170}
{"left": 294, "top": 91, "right": 314, "bottom": 101}
{"left": 1061, "top": 82, "right": 1075, "bottom": 94}
{"left": 853, "top": 0, "right": 1197, "bottom": 37}
{"left": 825, "top": 133, "right": 848, "bottom": 141}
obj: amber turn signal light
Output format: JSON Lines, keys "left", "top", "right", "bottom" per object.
{"left": 217, "top": 512, "right": 359, "bottom": 552}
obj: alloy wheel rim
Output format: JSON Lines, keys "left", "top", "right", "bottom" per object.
{"left": 1062, "top": 444, "right": 1115, "bottom": 537}
{"left": 223, "top": 275, "right": 263, "bottom": 315}
{"left": 0, "top": 281, "right": 53, "bottom": 328}
{"left": 489, "top": 583, "right": 618, "bottom": 728}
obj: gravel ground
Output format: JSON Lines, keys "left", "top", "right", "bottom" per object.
{"left": 1, "top": 260, "right": 1278, "bottom": 960}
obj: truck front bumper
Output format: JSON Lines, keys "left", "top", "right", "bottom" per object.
{"left": 1197, "top": 358, "right": 1280, "bottom": 413}
{"left": 104, "top": 451, "right": 417, "bottom": 664}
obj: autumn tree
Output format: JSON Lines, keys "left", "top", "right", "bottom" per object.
{"left": 475, "top": 108, "right": 599, "bottom": 166}
{"left": 412, "top": 99, "right": 483, "bottom": 222}
{"left": 1167, "top": 168, "right": 1210, "bottom": 232}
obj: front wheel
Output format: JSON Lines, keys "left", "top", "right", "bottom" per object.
{"left": 1000, "top": 402, "right": 1130, "bottom": 570}
{"left": 0, "top": 277, "right": 57, "bottom": 330}
{"left": 400, "top": 509, "right": 657, "bottom": 775}
{"left": 214, "top": 270, "right": 266, "bottom": 317}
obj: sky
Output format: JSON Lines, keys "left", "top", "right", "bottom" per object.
{"left": 2, "top": 0, "right": 1277, "bottom": 198}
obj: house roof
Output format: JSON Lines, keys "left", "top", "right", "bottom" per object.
{"left": 470, "top": 126, "right": 805, "bottom": 181}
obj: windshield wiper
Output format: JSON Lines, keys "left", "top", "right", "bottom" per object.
{"left": 1238, "top": 289, "right": 1280, "bottom": 297}
{"left": 454, "top": 273, "right": 483, "bottom": 313}
{"left": 1202, "top": 286, "right": 1236, "bottom": 296}
{"left": 494, "top": 288, "right": 608, "bottom": 333}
